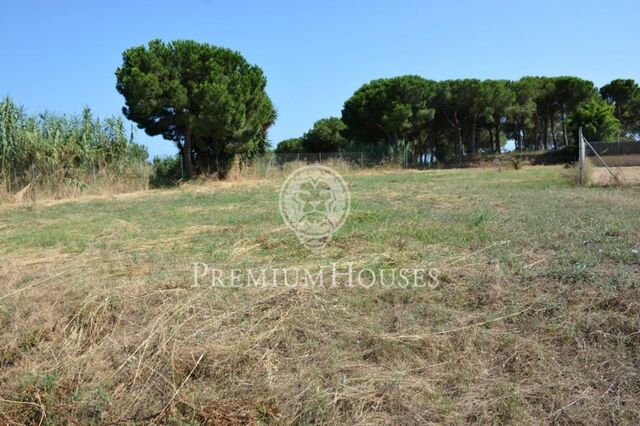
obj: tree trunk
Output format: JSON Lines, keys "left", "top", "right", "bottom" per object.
{"left": 488, "top": 128, "right": 494, "bottom": 152}
{"left": 456, "top": 127, "right": 463, "bottom": 165}
{"left": 388, "top": 130, "right": 399, "bottom": 147}
{"left": 534, "top": 115, "right": 541, "bottom": 150}
{"left": 543, "top": 115, "right": 549, "bottom": 151}
{"left": 453, "top": 111, "right": 463, "bottom": 165}
{"left": 616, "top": 104, "right": 622, "bottom": 142}
{"left": 517, "top": 120, "right": 524, "bottom": 151}
{"left": 470, "top": 116, "right": 478, "bottom": 155}
{"left": 200, "top": 147, "right": 210, "bottom": 172}
{"left": 561, "top": 108, "right": 569, "bottom": 147}
{"left": 216, "top": 144, "right": 227, "bottom": 179}
{"left": 495, "top": 124, "right": 501, "bottom": 154}
{"left": 616, "top": 104, "right": 622, "bottom": 122}
{"left": 550, "top": 115, "right": 557, "bottom": 149}
{"left": 182, "top": 126, "right": 194, "bottom": 178}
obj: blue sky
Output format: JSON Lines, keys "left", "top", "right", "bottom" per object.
{"left": 1, "top": 0, "right": 639, "bottom": 158}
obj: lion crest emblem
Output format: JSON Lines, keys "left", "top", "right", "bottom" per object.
{"left": 279, "top": 165, "right": 350, "bottom": 249}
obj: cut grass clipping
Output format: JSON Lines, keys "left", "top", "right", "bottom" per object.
{"left": 0, "top": 165, "right": 639, "bottom": 424}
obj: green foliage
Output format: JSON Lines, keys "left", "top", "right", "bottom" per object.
{"left": 600, "top": 79, "right": 640, "bottom": 137}
{"left": 481, "top": 80, "right": 515, "bottom": 154}
{"left": 273, "top": 75, "right": 630, "bottom": 166}
{"left": 341, "top": 75, "right": 437, "bottom": 147}
{"left": 553, "top": 77, "right": 596, "bottom": 113}
{"left": 0, "top": 96, "right": 148, "bottom": 193}
{"left": 275, "top": 117, "right": 347, "bottom": 153}
{"left": 149, "top": 155, "right": 183, "bottom": 187}
{"left": 510, "top": 156, "right": 526, "bottom": 170}
{"left": 337, "top": 75, "right": 625, "bottom": 164}
{"left": 569, "top": 97, "right": 620, "bottom": 142}
{"left": 504, "top": 77, "right": 538, "bottom": 150}
{"left": 116, "top": 39, "right": 275, "bottom": 178}
{"left": 301, "top": 117, "right": 347, "bottom": 152}
{"left": 386, "top": 139, "right": 413, "bottom": 167}
{"left": 274, "top": 137, "right": 304, "bottom": 154}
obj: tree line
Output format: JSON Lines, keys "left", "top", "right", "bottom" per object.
{"left": 277, "top": 76, "right": 639, "bottom": 164}
{"left": 5, "top": 40, "right": 638, "bottom": 187}
{"left": 113, "top": 40, "right": 639, "bottom": 174}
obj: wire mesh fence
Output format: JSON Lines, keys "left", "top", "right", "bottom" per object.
{"left": 587, "top": 141, "right": 640, "bottom": 156}
{"left": 266, "top": 151, "right": 387, "bottom": 168}
{"left": 579, "top": 130, "right": 640, "bottom": 185}
{"left": 585, "top": 141, "right": 640, "bottom": 167}
{"left": 2, "top": 160, "right": 152, "bottom": 204}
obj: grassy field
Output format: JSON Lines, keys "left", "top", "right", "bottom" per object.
{"left": 0, "top": 165, "right": 639, "bottom": 424}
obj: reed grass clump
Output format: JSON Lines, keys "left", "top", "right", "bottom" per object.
{"left": 0, "top": 97, "right": 149, "bottom": 202}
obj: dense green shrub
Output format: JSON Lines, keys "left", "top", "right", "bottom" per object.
{"left": 150, "top": 156, "right": 183, "bottom": 188}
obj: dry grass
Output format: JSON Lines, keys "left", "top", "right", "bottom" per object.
{"left": 0, "top": 166, "right": 639, "bottom": 424}
{"left": 589, "top": 166, "right": 640, "bottom": 186}
{"left": 0, "top": 165, "right": 151, "bottom": 206}
{"left": 583, "top": 154, "right": 640, "bottom": 186}
{"left": 0, "top": 158, "right": 373, "bottom": 207}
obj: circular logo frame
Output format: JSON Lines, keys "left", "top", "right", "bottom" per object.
{"left": 279, "top": 165, "right": 351, "bottom": 249}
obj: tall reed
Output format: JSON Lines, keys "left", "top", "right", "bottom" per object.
{"left": 0, "top": 97, "right": 149, "bottom": 202}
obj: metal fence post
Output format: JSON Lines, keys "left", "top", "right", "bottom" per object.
{"left": 579, "top": 127, "right": 585, "bottom": 186}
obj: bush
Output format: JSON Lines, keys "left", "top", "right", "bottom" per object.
{"left": 150, "top": 156, "right": 183, "bottom": 187}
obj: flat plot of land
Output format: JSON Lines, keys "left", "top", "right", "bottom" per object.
{"left": 590, "top": 165, "right": 640, "bottom": 186}
{"left": 0, "top": 166, "right": 639, "bottom": 424}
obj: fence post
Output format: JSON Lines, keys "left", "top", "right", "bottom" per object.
{"left": 578, "top": 127, "right": 585, "bottom": 186}
{"left": 31, "top": 163, "right": 36, "bottom": 203}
